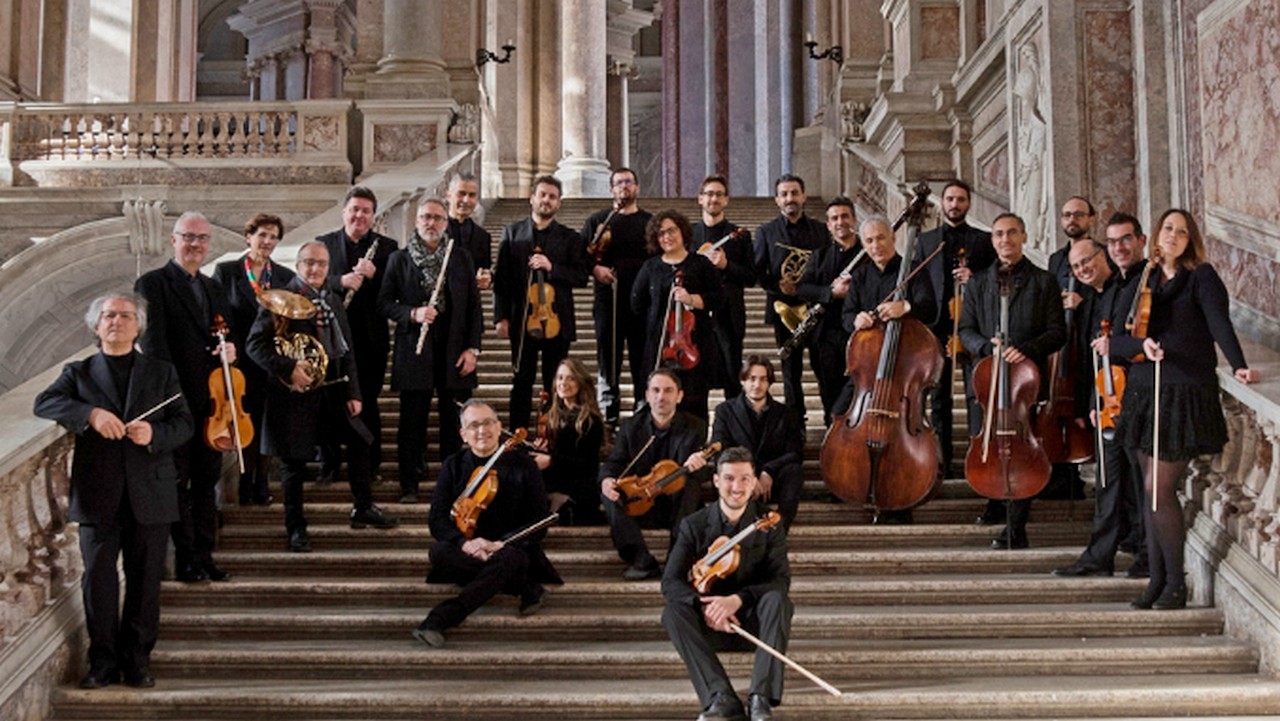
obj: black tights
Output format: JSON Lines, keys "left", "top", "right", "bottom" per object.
{"left": 1137, "top": 452, "right": 1189, "bottom": 594}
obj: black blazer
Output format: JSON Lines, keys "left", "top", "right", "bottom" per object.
{"left": 377, "top": 242, "right": 482, "bottom": 392}
{"left": 958, "top": 257, "right": 1066, "bottom": 368}
{"left": 212, "top": 255, "right": 297, "bottom": 413}
{"left": 913, "top": 222, "right": 995, "bottom": 337}
{"left": 692, "top": 220, "right": 755, "bottom": 336}
{"left": 631, "top": 253, "right": 725, "bottom": 383}
{"left": 318, "top": 228, "right": 397, "bottom": 352}
{"left": 797, "top": 241, "right": 864, "bottom": 343}
{"left": 134, "top": 260, "right": 233, "bottom": 417}
{"left": 600, "top": 408, "right": 708, "bottom": 480}
{"left": 34, "top": 352, "right": 192, "bottom": 525}
{"left": 710, "top": 394, "right": 804, "bottom": 481}
{"left": 753, "top": 214, "right": 829, "bottom": 323}
{"left": 448, "top": 216, "right": 493, "bottom": 271}
{"left": 661, "top": 500, "right": 790, "bottom": 607}
{"left": 493, "top": 218, "right": 589, "bottom": 341}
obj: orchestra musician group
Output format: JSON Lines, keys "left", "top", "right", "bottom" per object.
{"left": 33, "top": 169, "right": 1261, "bottom": 719}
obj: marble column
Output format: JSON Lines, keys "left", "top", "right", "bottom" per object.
{"left": 370, "top": 0, "right": 449, "bottom": 98}
{"left": 556, "top": 0, "right": 610, "bottom": 197}
{"left": 304, "top": 0, "right": 350, "bottom": 99}
{"left": 606, "top": 60, "right": 631, "bottom": 169}
{"left": 661, "top": 0, "right": 681, "bottom": 195}
{"left": 343, "top": 0, "right": 381, "bottom": 97}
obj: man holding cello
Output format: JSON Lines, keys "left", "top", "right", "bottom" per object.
{"left": 662, "top": 446, "right": 792, "bottom": 721}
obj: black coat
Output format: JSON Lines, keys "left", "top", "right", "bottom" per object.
{"left": 631, "top": 253, "right": 725, "bottom": 390}
{"left": 958, "top": 257, "right": 1067, "bottom": 368}
{"left": 692, "top": 220, "right": 755, "bottom": 338}
{"left": 493, "top": 218, "right": 589, "bottom": 341}
{"left": 318, "top": 228, "right": 397, "bottom": 353}
{"left": 134, "top": 260, "right": 234, "bottom": 417}
{"left": 377, "top": 241, "right": 482, "bottom": 392}
{"left": 662, "top": 500, "right": 790, "bottom": 607}
{"left": 753, "top": 214, "right": 829, "bottom": 324}
{"left": 710, "top": 394, "right": 804, "bottom": 481}
{"left": 543, "top": 415, "right": 604, "bottom": 496}
{"left": 600, "top": 408, "right": 708, "bottom": 481}
{"left": 448, "top": 216, "right": 493, "bottom": 271}
{"left": 211, "top": 255, "right": 297, "bottom": 414}
{"left": 913, "top": 222, "right": 995, "bottom": 337}
{"left": 33, "top": 352, "right": 191, "bottom": 525}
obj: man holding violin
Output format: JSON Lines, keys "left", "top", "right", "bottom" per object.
{"left": 692, "top": 174, "right": 756, "bottom": 401}
{"left": 662, "top": 446, "right": 792, "bottom": 721}
{"left": 415, "top": 400, "right": 561, "bottom": 648}
{"left": 494, "top": 174, "right": 589, "bottom": 430}
{"left": 600, "top": 369, "right": 710, "bottom": 581}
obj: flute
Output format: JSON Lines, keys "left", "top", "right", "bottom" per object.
{"left": 415, "top": 237, "right": 456, "bottom": 355}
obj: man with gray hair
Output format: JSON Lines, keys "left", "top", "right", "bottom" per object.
{"left": 446, "top": 172, "right": 493, "bottom": 290}
{"left": 35, "top": 292, "right": 193, "bottom": 688}
{"left": 134, "top": 211, "right": 237, "bottom": 583}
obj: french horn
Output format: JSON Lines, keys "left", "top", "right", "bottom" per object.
{"left": 774, "top": 243, "right": 813, "bottom": 332}
{"left": 258, "top": 289, "right": 329, "bottom": 390}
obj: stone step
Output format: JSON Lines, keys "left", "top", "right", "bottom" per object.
{"left": 50, "top": 674, "right": 1280, "bottom": 720}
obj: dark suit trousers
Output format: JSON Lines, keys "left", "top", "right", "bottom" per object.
{"left": 603, "top": 486, "right": 699, "bottom": 567}
{"left": 80, "top": 515, "right": 168, "bottom": 674}
{"left": 769, "top": 462, "right": 804, "bottom": 530}
{"left": 595, "top": 289, "right": 647, "bottom": 424}
{"left": 662, "top": 589, "right": 793, "bottom": 707}
{"left": 171, "top": 438, "right": 222, "bottom": 567}
{"left": 772, "top": 318, "right": 813, "bottom": 414}
{"left": 1078, "top": 440, "right": 1146, "bottom": 570}
{"left": 355, "top": 343, "right": 388, "bottom": 470}
{"left": 398, "top": 385, "right": 468, "bottom": 495}
{"left": 280, "top": 425, "right": 373, "bottom": 535}
{"left": 510, "top": 335, "right": 570, "bottom": 430}
{"left": 812, "top": 332, "right": 847, "bottom": 426}
{"left": 424, "top": 543, "right": 532, "bottom": 630}
{"left": 713, "top": 315, "right": 743, "bottom": 399}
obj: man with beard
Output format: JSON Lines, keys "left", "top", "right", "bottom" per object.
{"left": 692, "top": 174, "right": 755, "bottom": 400}
{"left": 795, "top": 196, "right": 860, "bottom": 425}
{"left": 446, "top": 173, "right": 493, "bottom": 291}
{"left": 377, "top": 198, "right": 483, "bottom": 503}
{"left": 582, "top": 168, "right": 654, "bottom": 426}
{"left": 494, "top": 174, "right": 589, "bottom": 430}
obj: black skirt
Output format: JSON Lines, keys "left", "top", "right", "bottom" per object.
{"left": 1116, "top": 380, "right": 1228, "bottom": 462}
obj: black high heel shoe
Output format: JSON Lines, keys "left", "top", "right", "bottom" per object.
{"left": 1152, "top": 584, "right": 1187, "bottom": 610}
{"left": 1130, "top": 582, "right": 1164, "bottom": 609}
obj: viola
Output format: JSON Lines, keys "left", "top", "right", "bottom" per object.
{"left": 963, "top": 271, "right": 1051, "bottom": 501}
{"left": 1094, "top": 320, "right": 1125, "bottom": 442}
{"left": 526, "top": 245, "right": 561, "bottom": 340}
{"left": 617, "top": 442, "right": 721, "bottom": 517}
{"left": 451, "top": 428, "right": 527, "bottom": 539}
{"left": 691, "top": 511, "right": 782, "bottom": 594}
{"left": 697, "top": 227, "right": 748, "bottom": 256}
{"left": 204, "top": 315, "right": 253, "bottom": 472}
{"left": 946, "top": 246, "right": 967, "bottom": 359}
{"left": 1034, "top": 275, "right": 1095, "bottom": 464}
{"left": 660, "top": 269, "right": 699, "bottom": 370}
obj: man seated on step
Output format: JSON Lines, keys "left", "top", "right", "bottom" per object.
{"left": 246, "top": 240, "right": 399, "bottom": 555}
{"left": 600, "top": 369, "right": 709, "bottom": 580}
{"left": 414, "top": 399, "right": 562, "bottom": 648}
{"left": 710, "top": 356, "right": 805, "bottom": 530}
{"left": 662, "top": 446, "right": 793, "bottom": 721}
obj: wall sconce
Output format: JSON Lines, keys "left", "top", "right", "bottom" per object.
{"left": 804, "top": 33, "right": 843, "bottom": 66}
{"left": 476, "top": 42, "right": 515, "bottom": 68}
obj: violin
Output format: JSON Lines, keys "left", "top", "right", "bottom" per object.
{"left": 697, "top": 227, "right": 748, "bottom": 256}
{"left": 820, "top": 182, "right": 942, "bottom": 512}
{"left": 963, "top": 270, "right": 1051, "bottom": 501}
{"left": 1034, "top": 275, "right": 1095, "bottom": 464}
{"left": 946, "top": 246, "right": 967, "bottom": 358}
{"left": 1125, "top": 248, "right": 1159, "bottom": 361}
{"left": 586, "top": 200, "right": 622, "bottom": 263}
{"left": 533, "top": 390, "right": 552, "bottom": 450}
{"left": 690, "top": 511, "right": 782, "bottom": 594}
{"left": 660, "top": 269, "right": 699, "bottom": 370}
{"left": 451, "top": 428, "right": 527, "bottom": 539}
{"left": 617, "top": 442, "right": 721, "bottom": 517}
{"left": 204, "top": 315, "right": 253, "bottom": 472}
{"left": 526, "top": 245, "right": 561, "bottom": 340}
{"left": 1094, "top": 320, "right": 1125, "bottom": 442}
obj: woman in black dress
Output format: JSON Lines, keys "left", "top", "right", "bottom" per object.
{"left": 212, "top": 213, "right": 296, "bottom": 505}
{"left": 530, "top": 358, "right": 605, "bottom": 526}
{"left": 631, "top": 210, "right": 725, "bottom": 421}
{"left": 1111, "top": 209, "right": 1260, "bottom": 610}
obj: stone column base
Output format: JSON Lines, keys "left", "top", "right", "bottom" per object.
{"left": 355, "top": 99, "right": 458, "bottom": 176}
{"left": 555, "top": 155, "right": 612, "bottom": 198}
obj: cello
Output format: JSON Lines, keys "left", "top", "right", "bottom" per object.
{"left": 1034, "top": 275, "right": 1095, "bottom": 464}
{"left": 964, "top": 270, "right": 1051, "bottom": 501}
{"left": 525, "top": 244, "right": 561, "bottom": 340}
{"left": 659, "top": 270, "right": 699, "bottom": 370}
{"left": 451, "top": 428, "right": 527, "bottom": 539}
{"left": 204, "top": 315, "right": 253, "bottom": 473}
{"left": 820, "top": 182, "right": 943, "bottom": 512}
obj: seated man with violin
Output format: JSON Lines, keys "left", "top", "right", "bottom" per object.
{"left": 415, "top": 399, "right": 561, "bottom": 648}
{"left": 600, "top": 368, "right": 711, "bottom": 581}
{"left": 662, "top": 446, "right": 792, "bottom": 721}
{"left": 711, "top": 356, "right": 805, "bottom": 530}
{"left": 246, "top": 241, "right": 399, "bottom": 554}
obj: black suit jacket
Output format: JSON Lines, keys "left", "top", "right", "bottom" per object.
{"left": 753, "top": 214, "right": 829, "bottom": 324}
{"left": 913, "top": 222, "right": 995, "bottom": 337}
{"left": 493, "top": 218, "right": 589, "bottom": 341}
{"left": 134, "top": 260, "right": 233, "bottom": 417}
{"left": 317, "top": 228, "right": 397, "bottom": 353}
{"left": 34, "top": 352, "right": 192, "bottom": 525}
{"left": 211, "top": 256, "right": 297, "bottom": 412}
{"left": 958, "top": 257, "right": 1066, "bottom": 368}
{"left": 710, "top": 394, "right": 804, "bottom": 481}
{"left": 448, "top": 216, "right": 493, "bottom": 271}
{"left": 796, "top": 241, "right": 863, "bottom": 343}
{"left": 377, "top": 241, "right": 482, "bottom": 392}
{"left": 692, "top": 220, "right": 755, "bottom": 337}
{"left": 662, "top": 500, "right": 790, "bottom": 608}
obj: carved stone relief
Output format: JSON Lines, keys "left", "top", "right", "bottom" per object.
{"left": 1012, "top": 40, "right": 1051, "bottom": 249}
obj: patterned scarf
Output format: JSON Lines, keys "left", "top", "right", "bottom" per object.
{"left": 244, "top": 256, "right": 273, "bottom": 296}
{"left": 408, "top": 232, "right": 448, "bottom": 297}
{"left": 300, "top": 283, "right": 348, "bottom": 359}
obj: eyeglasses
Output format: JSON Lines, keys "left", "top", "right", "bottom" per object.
{"left": 656, "top": 226, "right": 681, "bottom": 238}
{"left": 462, "top": 418, "right": 499, "bottom": 433}
{"left": 700, "top": 190, "right": 726, "bottom": 198}
{"left": 297, "top": 258, "right": 329, "bottom": 268}
{"left": 418, "top": 213, "right": 447, "bottom": 223}
{"left": 1060, "top": 211, "right": 1091, "bottom": 220}
{"left": 176, "top": 232, "right": 212, "bottom": 244}
{"left": 1069, "top": 246, "right": 1106, "bottom": 271}
{"left": 1106, "top": 233, "right": 1135, "bottom": 245}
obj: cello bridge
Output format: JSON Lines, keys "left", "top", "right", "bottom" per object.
{"left": 866, "top": 409, "right": 900, "bottom": 420}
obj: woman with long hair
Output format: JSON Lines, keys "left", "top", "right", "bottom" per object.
{"left": 530, "top": 358, "right": 605, "bottom": 525}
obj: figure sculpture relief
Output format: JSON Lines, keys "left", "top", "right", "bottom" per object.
{"left": 1013, "top": 42, "right": 1050, "bottom": 250}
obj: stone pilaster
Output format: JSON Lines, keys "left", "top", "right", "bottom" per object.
{"left": 556, "top": 0, "right": 610, "bottom": 197}
{"left": 605, "top": 0, "right": 654, "bottom": 172}
{"left": 366, "top": 0, "right": 449, "bottom": 99}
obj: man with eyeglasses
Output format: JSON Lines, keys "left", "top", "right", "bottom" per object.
{"left": 378, "top": 198, "right": 483, "bottom": 504}
{"left": 582, "top": 167, "right": 654, "bottom": 426}
{"left": 692, "top": 174, "right": 756, "bottom": 400}
{"left": 134, "top": 211, "right": 236, "bottom": 584}
{"left": 248, "top": 241, "right": 399, "bottom": 553}
{"left": 414, "top": 400, "right": 561, "bottom": 648}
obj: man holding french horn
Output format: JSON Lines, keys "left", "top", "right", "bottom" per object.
{"left": 247, "top": 240, "right": 399, "bottom": 554}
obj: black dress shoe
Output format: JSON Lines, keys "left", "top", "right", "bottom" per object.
{"left": 975, "top": 511, "right": 1006, "bottom": 526}
{"left": 1153, "top": 585, "right": 1188, "bottom": 610}
{"left": 1052, "top": 564, "right": 1112, "bottom": 577}
{"left": 1126, "top": 564, "right": 1151, "bottom": 579}
{"left": 175, "top": 564, "right": 208, "bottom": 583}
{"left": 748, "top": 693, "right": 774, "bottom": 721}
{"left": 122, "top": 669, "right": 155, "bottom": 688}
{"left": 79, "top": 667, "right": 118, "bottom": 689}
{"left": 991, "top": 533, "right": 1029, "bottom": 550}
{"left": 202, "top": 562, "right": 231, "bottom": 582}
{"left": 519, "top": 584, "right": 546, "bottom": 616}
{"left": 287, "top": 529, "right": 313, "bottom": 553}
{"left": 350, "top": 504, "right": 399, "bottom": 529}
{"left": 1131, "top": 582, "right": 1165, "bottom": 609}
{"left": 698, "top": 692, "right": 746, "bottom": 721}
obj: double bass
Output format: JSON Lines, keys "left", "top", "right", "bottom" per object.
{"left": 820, "top": 182, "right": 943, "bottom": 513}
{"left": 1034, "top": 275, "right": 1095, "bottom": 464}
{"left": 964, "top": 270, "right": 1051, "bottom": 501}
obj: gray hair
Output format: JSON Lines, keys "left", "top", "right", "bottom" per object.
{"left": 859, "top": 214, "right": 891, "bottom": 238}
{"left": 418, "top": 196, "right": 448, "bottom": 213}
{"left": 85, "top": 292, "right": 148, "bottom": 335}
{"left": 297, "top": 239, "right": 329, "bottom": 257}
{"left": 449, "top": 173, "right": 479, "bottom": 191}
{"left": 458, "top": 398, "right": 497, "bottom": 424}
{"left": 172, "top": 211, "right": 209, "bottom": 234}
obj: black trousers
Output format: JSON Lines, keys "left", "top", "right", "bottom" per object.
{"left": 766, "top": 462, "right": 804, "bottom": 530}
{"left": 772, "top": 318, "right": 816, "bottom": 415}
{"left": 171, "top": 438, "right": 222, "bottom": 568}
{"left": 932, "top": 351, "right": 975, "bottom": 474}
{"left": 662, "top": 589, "right": 793, "bottom": 708}
{"left": 812, "top": 332, "right": 848, "bottom": 426}
{"left": 355, "top": 341, "right": 388, "bottom": 471}
{"left": 713, "top": 310, "right": 744, "bottom": 399}
{"left": 79, "top": 512, "right": 168, "bottom": 675}
{"left": 603, "top": 485, "right": 700, "bottom": 567}
{"left": 398, "top": 386, "right": 469, "bottom": 496}
{"left": 423, "top": 542, "right": 532, "bottom": 630}
{"left": 510, "top": 335, "right": 570, "bottom": 430}
{"left": 595, "top": 288, "right": 648, "bottom": 424}
{"left": 1077, "top": 439, "right": 1147, "bottom": 571}
{"left": 280, "top": 418, "right": 373, "bottom": 535}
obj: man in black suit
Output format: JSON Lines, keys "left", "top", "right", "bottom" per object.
{"left": 754, "top": 173, "right": 829, "bottom": 414}
{"left": 711, "top": 356, "right": 805, "bottom": 529}
{"left": 247, "top": 241, "right": 398, "bottom": 553}
{"left": 378, "top": 198, "right": 483, "bottom": 503}
{"left": 317, "top": 186, "right": 397, "bottom": 479}
{"left": 913, "top": 180, "right": 995, "bottom": 475}
{"left": 795, "top": 196, "right": 860, "bottom": 425}
{"left": 414, "top": 400, "right": 561, "bottom": 648}
{"left": 692, "top": 174, "right": 755, "bottom": 400}
{"left": 134, "top": 211, "right": 235, "bottom": 583}
{"left": 446, "top": 172, "right": 493, "bottom": 291}
{"left": 34, "top": 293, "right": 192, "bottom": 689}
{"left": 494, "top": 174, "right": 589, "bottom": 429}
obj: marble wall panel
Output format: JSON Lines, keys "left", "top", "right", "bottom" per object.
{"left": 371, "top": 124, "right": 437, "bottom": 164}
{"left": 980, "top": 140, "right": 1009, "bottom": 197}
{"left": 920, "top": 6, "right": 960, "bottom": 60}
{"left": 1081, "top": 9, "right": 1137, "bottom": 222}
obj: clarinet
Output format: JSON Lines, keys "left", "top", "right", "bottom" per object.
{"left": 343, "top": 238, "right": 380, "bottom": 307}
